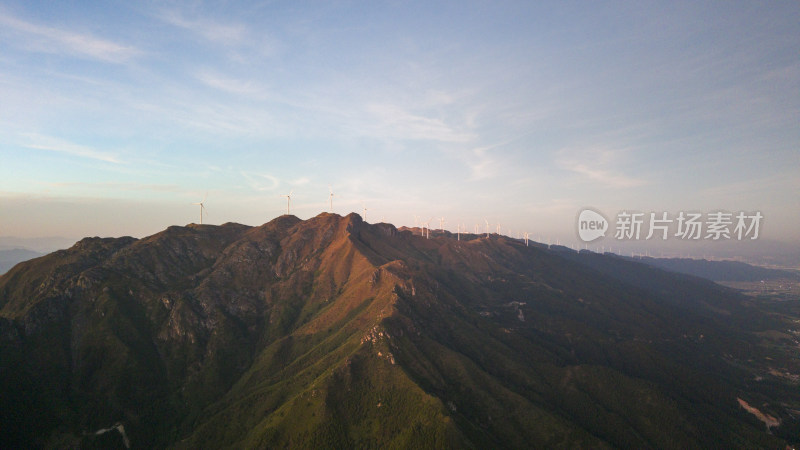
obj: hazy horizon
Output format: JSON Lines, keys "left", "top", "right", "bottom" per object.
{"left": 1, "top": 2, "right": 798, "bottom": 257}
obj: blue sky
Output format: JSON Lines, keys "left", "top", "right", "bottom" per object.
{"left": 0, "top": 1, "right": 798, "bottom": 253}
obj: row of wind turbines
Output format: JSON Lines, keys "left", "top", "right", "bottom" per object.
{"left": 274, "top": 187, "right": 378, "bottom": 223}
{"left": 414, "top": 216, "right": 532, "bottom": 246}
{"left": 189, "top": 195, "right": 684, "bottom": 260}
{"left": 191, "top": 188, "right": 534, "bottom": 247}
{"left": 193, "top": 190, "right": 676, "bottom": 259}
{"left": 283, "top": 186, "right": 339, "bottom": 216}
{"left": 192, "top": 186, "right": 347, "bottom": 225}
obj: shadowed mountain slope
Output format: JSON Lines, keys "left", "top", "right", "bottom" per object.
{"left": 1, "top": 214, "right": 797, "bottom": 448}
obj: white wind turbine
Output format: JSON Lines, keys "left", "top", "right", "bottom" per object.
{"left": 439, "top": 216, "right": 446, "bottom": 231}
{"left": 362, "top": 203, "right": 368, "bottom": 222}
{"left": 283, "top": 190, "right": 293, "bottom": 215}
{"left": 192, "top": 193, "right": 207, "bottom": 225}
{"left": 496, "top": 222, "right": 501, "bottom": 235}
{"left": 524, "top": 231, "right": 530, "bottom": 246}
{"left": 424, "top": 217, "right": 433, "bottom": 239}
{"left": 328, "top": 186, "right": 335, "bottom": 212}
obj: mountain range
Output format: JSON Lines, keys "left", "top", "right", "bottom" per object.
{"left": 1, "top": 213, "right": 798, "bottom": 448}
{"left": 621, "top": 255, "right": 800, "bottom": 282}
{"left": 0, "top": 248, "right": 43, "bottom": 276}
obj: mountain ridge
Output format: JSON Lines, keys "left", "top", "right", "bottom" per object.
{"left": 1, "top": 213, "right": 797, "bottom": 448}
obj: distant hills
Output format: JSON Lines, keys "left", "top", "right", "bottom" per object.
{"left": 0, "top": 235, "right": 75, "bottom": 276}
{"left": 621, "top": 255, "right": 800, "bottom": 282}
{"left": 1, "top": 214, "right": 798, "bottom": 448}
{"left": 0, "top": 235, "right": 76, "bottom": 254}
{"left": 0, "top": 248, "right": 42, "bottom": 275}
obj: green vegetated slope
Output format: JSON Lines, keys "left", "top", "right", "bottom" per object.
{"left": 0, "top": 213, "right": 797, "bottom": 448}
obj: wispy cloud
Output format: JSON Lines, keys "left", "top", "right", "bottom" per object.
{"left": 129, "top": 93, "right": 279, "bottom": 136}
{"left": 565, "top": 164, "right": 644, "bottom": 188}
{"left": 22, "top": 134, "right": 122, "bottom": 164}
{"left": 195, "top": 70, "right": 270, "bottom": 98}
{"left": 556, "top": 146, "right": 645, "bottom": 188}
{"left": 460, "top": 141, "right": 512, "bottom": 180}
{"left": 0, "top": 11, "right": 139, "bottom": 63}
{"left": 364, "top": 103, "right": 474, "bottom": 143}
{"left": 241, "top": 171, "right": 279, "bottom": 192}
{"left": 157, "top": 10, "right": 247, "bottom": 46}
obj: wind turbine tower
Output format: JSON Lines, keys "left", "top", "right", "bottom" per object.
{"left": 192, "top": 193, "right": 207, "bottom": 225}
{"left": 283, "top": 190, "right": 293, "bottom": 215}
{"left": 328, "top": 186, "right": 335, "bottom": 212}
{"left": 439, "top": 217, "right": 446, "bottom": 231}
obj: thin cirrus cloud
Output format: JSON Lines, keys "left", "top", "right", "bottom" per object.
{"left": 241, "top": 172, "right": 280, "bottom": 192}
{"left": 556, "top": 147, "right": 645, "bottom": 189}
{"left": 0, "top": 10, "right": 139, "bottom": 63}
{"left": 195, "top": 70, "right": 271, "bottom": 99}
{"left": 22, "top": 133, "right": 122, "bottom": 164}
{"left": 565, "top": 164, "right": 645, "bottom": 189}
{"left": 464, "top": 146, "right": 501, "bottom": 181}
{"left": 156, "top": 9, "right": 248, "bottom": 46}
{"left": 363, "top": 103, "right": 474, "bottom": 143}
